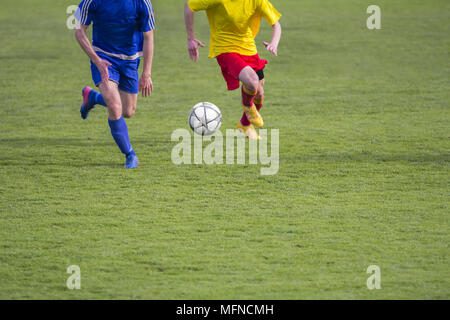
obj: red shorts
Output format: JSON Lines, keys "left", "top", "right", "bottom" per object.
{"left": 216, "top": 52, "right": 268, "bottom": 91}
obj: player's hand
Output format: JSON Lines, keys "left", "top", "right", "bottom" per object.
{"left": 94, "top": 59, "right": 112, "bottom": 84}
{"left": 187, "top": 39, "right": 205, "bottom": 62}
{"left": 263, "top": 41, "right": 278, "bottom": 56}
{"left": 139, "top": 73, "right": 153, "bottom": 98}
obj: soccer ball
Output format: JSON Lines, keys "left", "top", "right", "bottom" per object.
{"left": 188, "top": 102, "right": 222, "bottom": 136}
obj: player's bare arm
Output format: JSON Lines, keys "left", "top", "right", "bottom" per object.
{"left": 184, "top": 3, "right": 205, "bottom": 62}
{"left": 263, "top": 21, "right": 282, "bottom": 56}
{"left": 74, "top": 25, "right": 112, "bottom": 84}
{"left": 139, "top": 30, "right": 154, "bottom": 98}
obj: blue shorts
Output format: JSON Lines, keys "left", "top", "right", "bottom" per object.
{"left": 91, "top": 52, "right": 140, "bottom": 94}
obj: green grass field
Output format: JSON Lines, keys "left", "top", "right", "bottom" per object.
{"left": 0, "top": 0, "right": 448, "bottom": 299}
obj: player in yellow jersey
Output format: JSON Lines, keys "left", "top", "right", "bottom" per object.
{"left": 184, "top": 0, "right": 282, "bottom": 139}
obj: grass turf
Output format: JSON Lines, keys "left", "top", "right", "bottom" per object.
{"left": 0, "top": 0, "right": 448, "bottom": 299}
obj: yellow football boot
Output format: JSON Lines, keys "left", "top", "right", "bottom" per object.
{"left": 242, "top": 104, "right": 264, "bottom": 128}
{"left": 237, "top": 121, "right": 260, "bottom": 140}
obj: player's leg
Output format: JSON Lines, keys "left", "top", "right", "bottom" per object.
{"left": 238, "top": 78, "right": 264, "bottom": 139}
{"left": 80, "top": 57, "right": 112, "bottom": 120}
{"left": 111, "top": 58, "right": 141, "bottom": 168}
{"left": 240, "top": 78, "right": 264, "bottom": 124}
{"left": 98, "top": 80, "right": 122, "bottom": 120}
{"left": 80, "top": 87, "right": 108, "bottom": 119}
{"left": 98, "top": 80, "right": 139, "bottom": 169}
{"left": 254, "top": 78, "right": 265, "bottom": 111}
{"left": 118, "top": 58, "right": 140, "bottom": 119}
{"left": 215, "top": 53, "right": 262, "bottom": 133}
{"left": 239, "top": 67, "right": 264, "bottom": 128}
{"left": 119, "top": 90, "right": 138, "bottom": 119}
{"left": 239, "top": 66, "right": 259, "bottom": 106}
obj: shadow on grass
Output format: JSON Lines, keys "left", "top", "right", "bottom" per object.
{"left": 0, "top": 137, "right": 111, "bottom": 147}
{"left": 0, "top": 160, "right": 121, "bottom": 168}
{"left": 0, "top": 138, "right": 122, "bottom": 168}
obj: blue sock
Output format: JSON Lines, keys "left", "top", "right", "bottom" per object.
{"left": 89, "top": 89, "right": 106, "bottom": 107}
{"left": 108, "top": 116, "right": 135, "bottom": 156}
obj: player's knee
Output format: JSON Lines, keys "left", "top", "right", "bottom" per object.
{"left": 247, "top": 77, "right": 259, "bottom": 93}
{"left": 240, "top": 68, "right": 259, "bottom": 92}
{"left": 251, "top": 73, "right": 259, "bottom": 91}
{"left": 123, "top": 109, "right": 135, "bottom": 119}
{"left": 123, "top": 104, "right": 137, "bottom": 118}
{"left": 108, "top": 102, "right": 123, "bottom": 120}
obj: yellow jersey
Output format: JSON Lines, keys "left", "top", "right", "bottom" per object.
{"left": 187, "top": 0, "right": 281, "bottom": 58}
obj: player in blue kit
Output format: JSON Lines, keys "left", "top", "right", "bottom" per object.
{"left": 74, "top": 0, "right": 155, "bottom": 169}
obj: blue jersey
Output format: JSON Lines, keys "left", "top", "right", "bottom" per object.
{"left": 75, "top": 0, "right": 155, "bottom": 60}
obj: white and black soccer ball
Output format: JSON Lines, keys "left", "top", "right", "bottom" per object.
{"left": 188, "top": 102, "right": 222, "bottom": 136}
